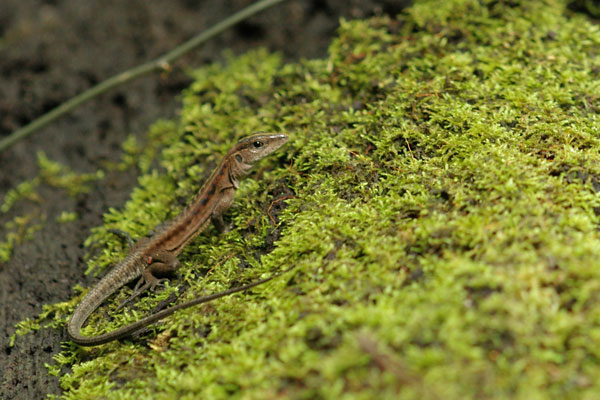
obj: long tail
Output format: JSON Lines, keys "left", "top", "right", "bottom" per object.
{"left": 67, "top": 266, "right": 294, "bottom": 346}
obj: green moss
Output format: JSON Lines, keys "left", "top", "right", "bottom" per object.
{"left": 37, "top": 151, "right": 106, "bottom": 196}
{"left": 0, "top": 178, "right": 41, "bottom": 261}
{"left": 1, "top": 151, "right": 108, "bottom": 262}
{"left": 115, "top": 119, "right": 179, "bottom": 173}
{"left": 1, "top": 178, "right": 41, "bottom": 213}
{"left": 49, "top": 0, "right": 600, "bottom": 398}
{"left": 0, "top": 213, "right": 44, "bottom": 263}
{"left": 56, "top": 211, "right": 78, "bottom": 223}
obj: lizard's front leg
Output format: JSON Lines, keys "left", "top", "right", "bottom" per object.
{"left": 211, "top": 187, "right": 236, "bottom": 233}
{"left": 116, "top": 250, "right": 179, "bottom": 310}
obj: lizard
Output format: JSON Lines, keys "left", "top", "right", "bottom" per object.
{"left": 67, "top": 133, "right": 289, "bottom": 346}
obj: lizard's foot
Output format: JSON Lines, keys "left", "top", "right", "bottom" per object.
{"left": 115, "top": 278, "right": 148, "bottom": 311}
{"left": 212, "top": 215, "right": 234, "bottom": 234}
{"left": 115, "top": 252, "right": 178, "bottom": 311}
{"left": 115, "top": 276, "right": 169, "bottom": 311}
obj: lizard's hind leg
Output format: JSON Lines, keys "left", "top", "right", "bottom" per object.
{"left": 116, "top": 251, "right": 180, "bottom": 311}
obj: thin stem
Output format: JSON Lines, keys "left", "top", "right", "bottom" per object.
{"left": 0, "top": 0, "right": 287, "bottom": 153}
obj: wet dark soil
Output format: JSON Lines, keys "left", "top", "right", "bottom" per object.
{"left": 0, "top": 1, "right": 409, "bottom": 398}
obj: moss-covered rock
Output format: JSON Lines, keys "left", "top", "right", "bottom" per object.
{"left": 55, "top": 0, "right": 600, "bottom": 398}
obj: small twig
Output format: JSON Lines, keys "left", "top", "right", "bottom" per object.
{"left": 0, "top": 0, "right": 288, "bottom": 153}
{"left": 267, "top": 195, "right": 295, "bottom": 224}
{"left": 404, "top": 136, "right": 415, "bottom": 161}
{"left": 206, "top": 253, "right": 235, "bottom": 276}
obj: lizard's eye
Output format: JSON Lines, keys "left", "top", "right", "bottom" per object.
{"left": 253, "top": 141, "right": 264, "bottom": 148}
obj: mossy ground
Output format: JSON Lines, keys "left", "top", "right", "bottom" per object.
{"left": 41, "top": 0, "right": 600, "bottom": 398}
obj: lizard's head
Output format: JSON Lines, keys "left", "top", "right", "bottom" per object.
{"left": 227, "top": 133, "right": 288, "bottom": 184}
{"left": 231, "top": 133, "right": 288, "bottom": 164}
